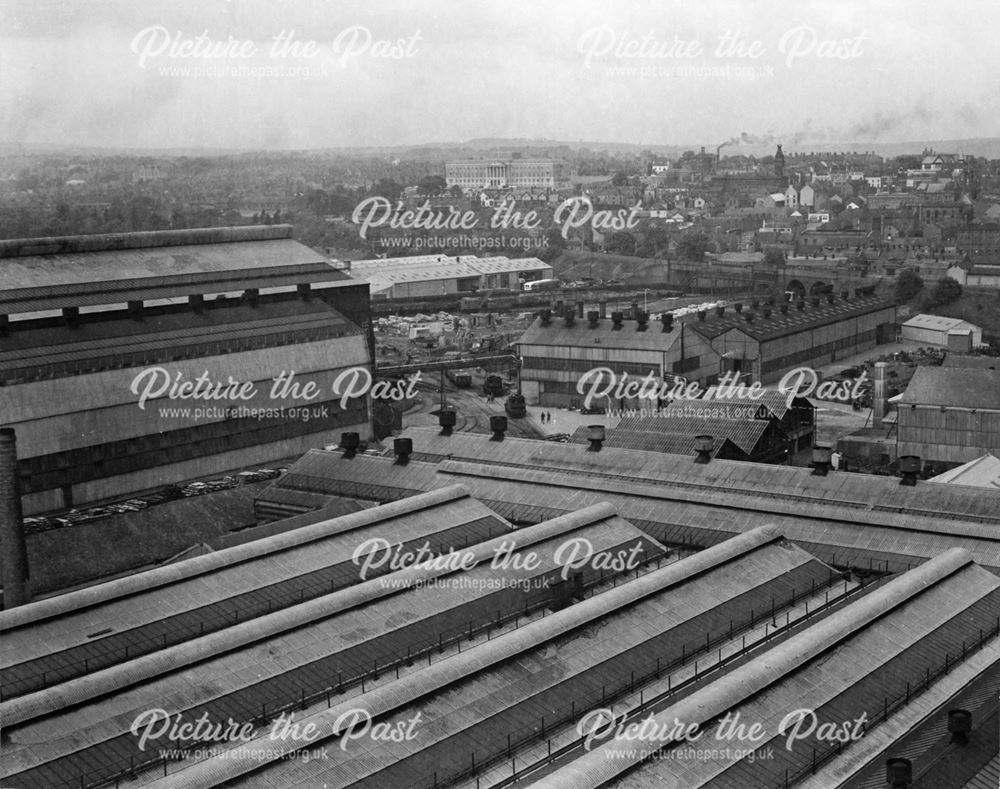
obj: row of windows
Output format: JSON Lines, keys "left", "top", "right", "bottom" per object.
{"left": 521, "top": 356, "right": 659, "bottom": 376}
{"left": 760, "top": 329, "right": 877, "bottom": 375}
{"left": 20, "top": 398, "right": 366, "bottom": 494}
{"left": 1, "top": 325, "right": 359, "bottom": 386}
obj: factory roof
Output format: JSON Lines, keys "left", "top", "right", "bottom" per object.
{"left": 122, "top": 533, "right": 1000, "bottom": 789}
{"left": 533, "top": 548, "right": 1000, "bottom": 789}
{"left": 257, "top": 428, "right": 1000, "bottom": 572}
{"left": 705, "top": 387, "right": 813, "bottom": 420}
{"left": 0, "top": 487, "right": 506, "bottom": 700}
{"left": 927, "top": 453, "right": 1000, "bottom": 489}
{"left": 147, "top": 527, "right": 838, "bottom": 789}
{"left": 902, "top": 313, "right": 980, "bottom": 332}
{"left": 689, "top": 294, "right": 894, "bottom": 342}
{"left": 518, "top": 315, "right": 684, "bottom": 353}
{"left": 0, "top": 299, "right": 360, "bottom": 378}
{"left": 0, "top": 226, "right": 351, "bottom": 314}
{"left": 569, "top": 425, "right": 733, "bottom": 457}
{"left": 0, "top": 503, "right": 658, "bottom": 789}
{"left": 610, "top": 414, "right": 773, "bottom": 455}
{"left": 897, "top": 366, "right": 1000, "bottom": 410}
{"left": 158, "top": 529, "right": 839, "bottom": 789}
{"left": 330, "top": 427, "right": 1000, "bottom": 528}
{"left": 940, "top": 353, "right": 999, "bottom": 370}
{"left": 351, "top": 255, "right": 551, "bottom": 294}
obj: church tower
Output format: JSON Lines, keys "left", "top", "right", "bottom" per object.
{"left": 774, "top": 144, "right": 785, "bottom": 178}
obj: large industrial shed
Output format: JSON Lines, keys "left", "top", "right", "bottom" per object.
{"left": 0, "top": 487, "right": 665, "bottom": 789}
{"left": 0, "top": 225, "right": 372, "bottom": 515}
{"left": 896, "top": 366, "right": 1000, "bottom": 465}
{"left": 901, "top": 313, "right": 983, "bottom": 350}
{"left": 690, "top": 294, "right": 897, "bottom": 383}
{"left": 5, "top": 431, "right": 1000, "bottom": 788}
{"left": 570, "top": 413, "right": 791, "bottom": 463}
{"left": 89, "top": 528, "right": 1000, "bottom": 789}
{"left": 259, "top": 426, "right": 1000, "bottom": 574}
{"left": 516, "top": 308, "right": 719, "bottom": 408}
{"left": 346, "top": 254, "right": 553, "bottom": 298}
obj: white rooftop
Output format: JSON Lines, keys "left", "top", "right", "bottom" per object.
{"left": 928, "top": 454, "right": 1000, "bottom": 489}
{"left": 902, "top": 314, "right": 979, "bottom": 332}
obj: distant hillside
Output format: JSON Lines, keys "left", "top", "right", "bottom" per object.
{"left": 4, "top": 137, "right": 999, "bottom": 159}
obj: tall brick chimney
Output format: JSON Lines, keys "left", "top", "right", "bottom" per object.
{"left": 0, "top": 428, "right": 30, "bottom": 608}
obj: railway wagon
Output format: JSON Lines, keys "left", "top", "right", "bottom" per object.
{"left": 447, "top": 369, "right": 473, "bottom": 388}
{"left": 505, "top": 392, "right": 527, "bottom": 418}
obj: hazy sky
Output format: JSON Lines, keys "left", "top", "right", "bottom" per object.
{"left": 1, "top": 0, "right": 998, "bottom": 150}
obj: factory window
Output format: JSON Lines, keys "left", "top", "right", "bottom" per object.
{"left": 19, "top": 397, "right": 368, "bottom": 494}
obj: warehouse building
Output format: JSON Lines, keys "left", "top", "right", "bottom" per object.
{"left": 927, "top": 453, "right": 1000, "bottom": 488}
{"left": 516, "top": 306, "right": 719, "bottom": 407}
{"left": 690, "top": 294, "right": 896, "bottom": 383}
{"left": 518, "top": 295, "right": 895, "bottom": 404}
{"left": 567, "top": 389, "right": 814, "bottom": 462}
{"left": 896, "top": 366, "right": 1000, "bottom": 465}
{"left": 0, "top": 488, "right": 665, "bottom": 789}
{"left": 32, "top": 515, "right": 997, "bottom": 789}
{"left": 257, "top": 426, "right": 1000, "bottom": 573}
{"left": 5, "top": 428, "right": 1000, "bottom": 788}
{"left": 533, "top": 547, "right": 1000, "bottom": 789}
{"left": 901, "top": 313, "right": 983, "bottom": 350}
{"left": 569, "top": 412, "right": 791, "bottom": 463}
{"left": 0, "top": 225, "right": 373, "bottom": 515}
{"left": 346, "top": 254, "right": 553, "bottom": 298}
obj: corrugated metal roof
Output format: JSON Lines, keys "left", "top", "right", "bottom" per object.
{"left": 902, "top": 313, "right": 975, "bottom": 331}
{"left": 898, "top": 366, "right": 1000, "bottom": 409}
{"left": 1, "top": 301, "right": 354, "bottom": 367}
{"left": 0, "top": 238, "right": 332, "bottom": 291}
{"left": 349, "top": 255, "right": 551, "bottom": 290}
{"left": 0, "top": 488, "right": 507, "bottom": 699}
{"left": 257, "top": 445, "right": 1000, "bottom": 573}
{"left": 518, "top": 317, "right": 684, "bottom": 353}
{"left": 0, "top": 268, "right": 357, "bottom": 314}
{"left": 215, "top": 535, "right": 834, "bottom": 789}
{"left": 569, "top": 425, "right": 731, "bottom": 457}
{"left": 962, "top": 753, "right": 1000, "bottom": 789}
{"left": 612, "top": 414, "right": 771, "bottom": 455}
{"left": 531, "top": 550, "right": 1000, "bottom": 789}
{"left": 690, "top": 295, "right": 894, "bottom": 342}
{"left": 130, "top": 527, "right": 808, "bottom": 789}
{"left": 387, "top": 428, "right": 1000, "bottom": 527}
{"left": 0, "top": 504, "right": 658, "bottom": 789}
{"left": 928, "top": 453, "right": 1000, "bottom": 488}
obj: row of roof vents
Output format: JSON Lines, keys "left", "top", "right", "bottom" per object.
{"left": 696, "top": 291, "right": 856, "bottom": 323}
{"left": 885, "top": 708, "right": 973, "bottom": 786}
{"left": 539, "top": 302, "right": 674, "bottom": 333}
{"left": 538, "top": 292, "right": 861, "bottom": 331}
{"left": 337, "top": 429, "right": 925, "bottom": 485}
